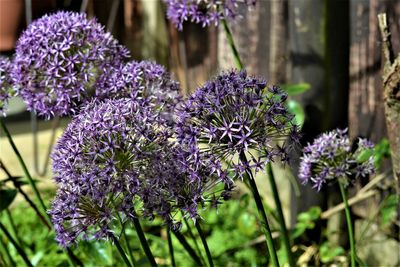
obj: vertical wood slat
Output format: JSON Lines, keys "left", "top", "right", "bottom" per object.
{"left": 349, "top": 0, "right": 400, "bottom": 143}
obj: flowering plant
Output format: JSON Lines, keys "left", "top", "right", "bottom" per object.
{"left": 299, "top": 128, "right": 375, "bottom": 191}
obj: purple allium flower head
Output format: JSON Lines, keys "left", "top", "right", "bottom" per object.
{"left": 49, "top": 98, "right": 170, "bottom": 246}
{"left": 49, "top": 97, "right": 228, "bottom": 245}
{"left": 0, "top": 57, "right": 15, "bottom": 116}
{"left": 176, "top": 70, "right": 300, "bottom": 179}
{"left": 13, "top": 11, "right": 129, "bottom": 119}
{"left": 96, "top": 60, "right": 181, "bottom": 124}
{"left": 299, "top": 129, "right": 375, "bottom": 191}
{"left": 165, "top": 0, "right": 257, "bottom": 30}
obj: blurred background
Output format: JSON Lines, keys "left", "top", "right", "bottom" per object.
{"left": 0, "top": 0, "right": 399, "bottom": 266}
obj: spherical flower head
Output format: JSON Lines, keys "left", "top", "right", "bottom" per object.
{"left": 0, "top": 57, "right": 16, "bottom": 116}
{"left": 298, "top": 129, "right": 375, "bottom": 191}
{"left": 49, "top": 98, "right": 171, "bottom": 247}
{"left": 165, "top": 0, "right": 257, "bottom": 30}
{"left": 96, "top": 60, "right": 181, "bottom": 124}
{"left": 13, "top": 11, "right": 129, "bottom": 119}
{"left": 176, "top": 70, "right": 300, "bottom": 179}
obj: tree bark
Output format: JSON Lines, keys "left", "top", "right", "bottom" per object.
{"left": 378, "top": 13, "right": 400, "bottom": 180}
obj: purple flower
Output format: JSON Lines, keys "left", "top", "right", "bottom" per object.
{"left": 13, "top": 11, "right": 129, "bottom": 119}
{"left": 138, "top": 144, "right": 233, "bottom": 229}
{"left": 165, "top": 0, "right": 257, "bottom": 30}
{"left": 49, "top": 98, "right": 169, "bottom": 246}
{"left": 299, "top": 129, "right": 375, "bottom": 191}
{"left": 0, "top": 57, "right": 16, "bottom": 116}
{"left": 96, "top": 60, "right": 182, "bottom": 124}
{"left": 176, "top": 70, "right": 300, "bottom": 179}
{"left": 49, "top": 98, "right": 229, "bottom": 246}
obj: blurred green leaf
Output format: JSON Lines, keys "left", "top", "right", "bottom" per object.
{"left": 287, "top": 100, "right": 305, "bottom": 126}
{"left": 0, "top": 189, "right": 17, "bottom": 212}
{"left": 380, "top": 194, "right": 398, "bottom": 227}
{"left": 373, "top": 138, "right": 390, "bottom": 170}
{"left": 292, "top": 207, "right": 321, "bottom": 239}
{"left": 356, "top": 148, "right": 374, "bottom": 163}
{"left": 281, "top": 83, "right": 311, "bottom": 96}
{"left": 237, "top": 213, "right": 257, "bottom": 237}
{"left": 319, "top": 242, "right": 344, "bottom": 263}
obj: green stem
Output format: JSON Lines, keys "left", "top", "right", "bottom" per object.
{"left": 0, "top": 233, "right": 16, "bottom": 267}
{"left": 0, "top": 222, "right": 32, "bottom": 267}
{"left": 172, "top": 230, "right": 203, "bottom": 266}
{"left": 266, "top": 163, "right": 295, "bottom": 267}
{"left": 111, "top": 234, "right": 133, "bottom": 267}
{"left": 339, "top": 182, "right": 356, "bottom": 267}
{"left": 167, "top": 229, "right": 176, "bottom": 267}
{"left": 132, "top": 217, "right": 157, "bottom": 267}
{"left": 0, "top": 160, "right": 51, "bottom": 229}
{"left": 183, "top": 216, "right": 205, "bottom": 264}
{"left": 113, "top": 204, "right": 136, "bottom": 267}
{"left": 0, "top": 120, "right": 82, "bottom": 267}
{"left": 221, "top": 19, "right": 244, "bottom": 70}
{"left": 195, "top": 222, "right": 213, "bottom": 267}
{"left": 5, "top": 210, "right": 23, "bottom": 247}
{"left": 240, "top": 153, "right": 280, "bottom": 267}
{"left": 0, "top": 119, "right": 47, "bottom": 217}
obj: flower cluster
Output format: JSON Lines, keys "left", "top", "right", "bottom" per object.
{"left": 13, "top": 11, "right": 129, "bottom": 119}
{"left": 165, "top": 0, "right": 257, "bottom": 30}
{"left": 138, "top": 144, "right": 233, "bottom": 230}
{"left": 96, "top": 60, "right": 181, "bottom": 124}
{"left": 176, "top": 70, "right": 300, "bottom": 178}
{"left": 49, "top": 98, "right": 230, "bottom": 246}
{"left": 299, "top": 129, "right": 375, "bottom": 191}
{"left": 0, "top": 57, "right": 15, "bottom": 115}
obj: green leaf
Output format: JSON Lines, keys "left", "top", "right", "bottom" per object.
{"left": 0, "top": 189, "right": 17, "bottom": 212}
{"left": 237, "top": 213, "right": 257, "bottom": 237}
{"left": 380, "top": 195, "right": 399, "bottom": 226}
{"left": 292, "top": 207, "right": 321, "bottom": 239}
{"left": 319, "top": 242, "right": 345, "bottom": 263}
{"left": 281, "top": 83, "right": 311, "bottom": 96}
{"left": 356, "top": 148, "right": 374, "bottom": 163}
{"left": 287, "top": 100, "right": 305, "bottom": 126}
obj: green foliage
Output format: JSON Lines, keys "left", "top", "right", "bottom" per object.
{"left": 319, "top": 242, "right": 345, "bottom": 263}
{"left": 373, "top": 138, "right": 391, "bottom": 170}
{"left": 281, "top": 83, "right": 311, "bottom": 96}
{"left": 0, "top": 189, "right": 17, "bottom": 212}
{"left": 379, "top": 194, "right": 399, "bottom": 227}
{"left": 287, "top": 100, "right": 306, "bottom": 127}
{"left": 292, "top": 207, "right": 321, "bottom": 239}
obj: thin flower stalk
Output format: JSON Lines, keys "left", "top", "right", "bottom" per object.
{"left": 240, "top": 153, "right": 280, "bottom": 267}
{"left": 221, "top": 19, "right": 243, "bottom": 70}
{"left": 0, "top": 222, "right": 33, "bottom": 267}
{"left": 132, "top": 217, "right": 157, "bottom": 267}
{"left": 0, "top": 160, "right": 51, "bottom": 229}
{"left": 0, "top": 119, "right": 48, "bottom": 220}
{"left": 167, "top": 229, "right": 176, "bottom": 267}
{"left": 195, "top": 222, "right": 214, "bottom": 267}
{"left": 111, "top": 234, "right": 133, "bottom": 267}
{"left": 339, "top": 182, "right": 356, "bottom": 267}
{"left": 266, "top": 163, "right": 295, "bottom": 267}
{"left": 172, "top": 230, "right": 203, "bottom": 266}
